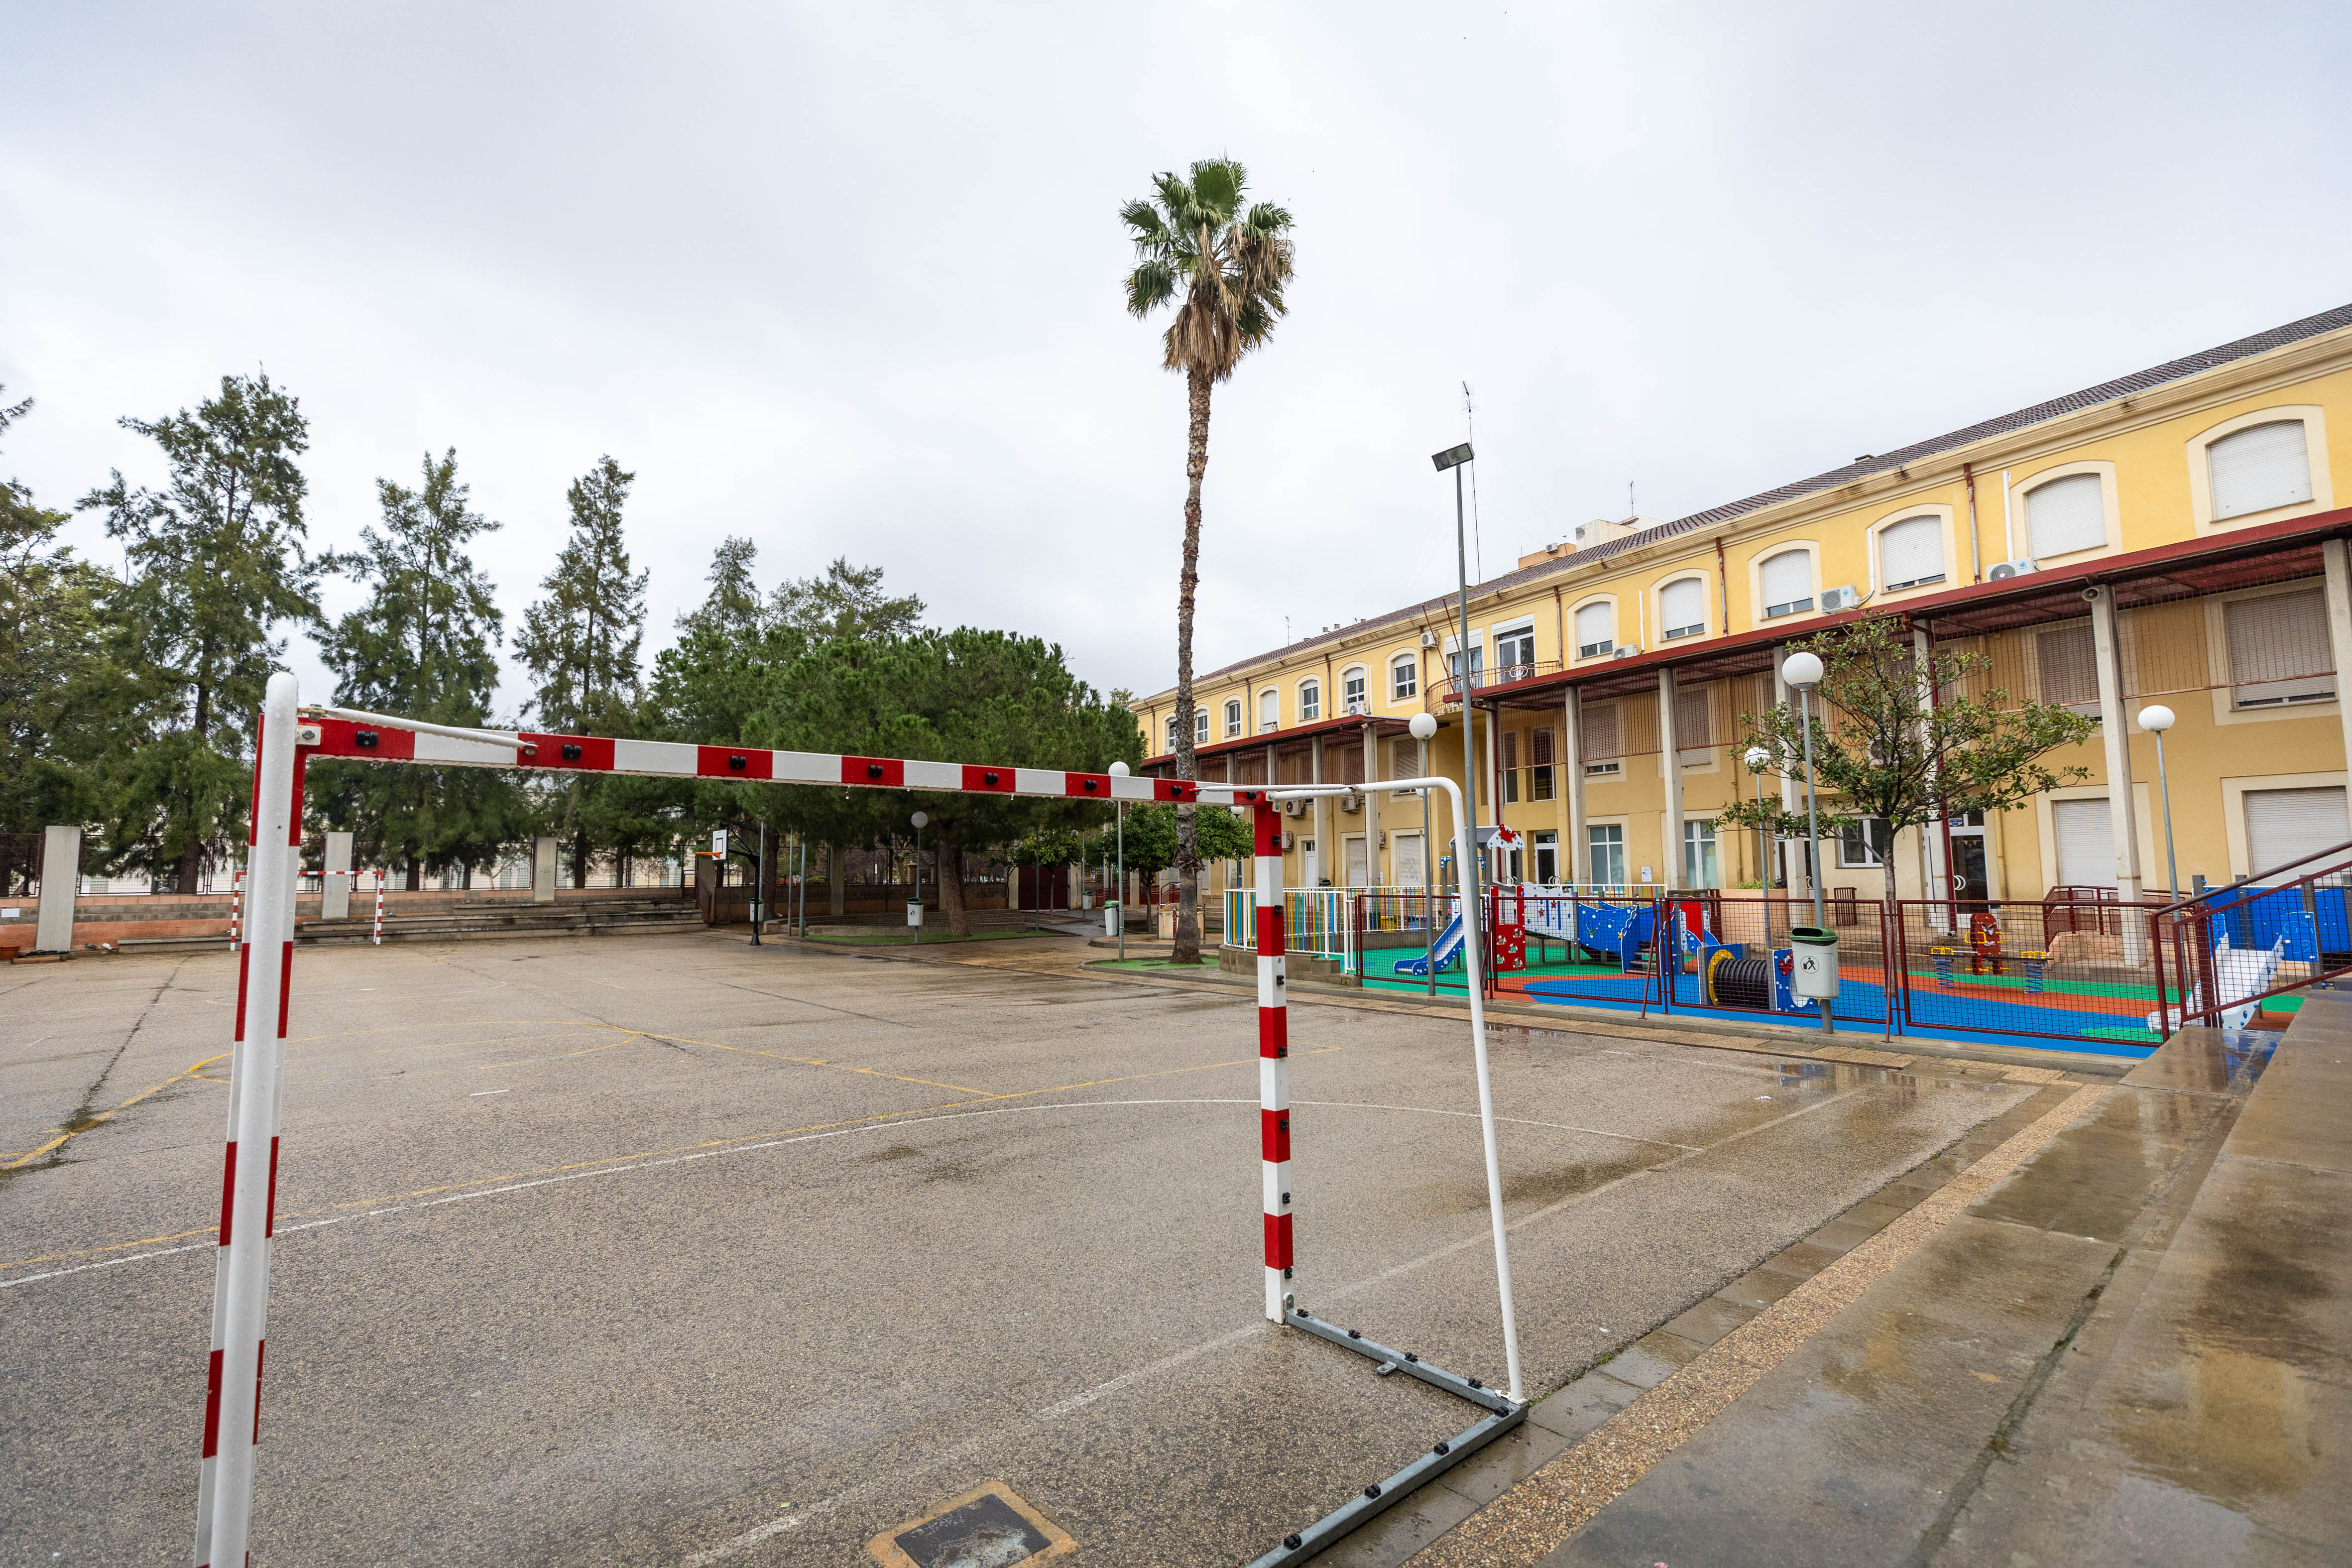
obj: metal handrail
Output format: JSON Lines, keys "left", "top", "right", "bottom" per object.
{"left": 2148, "top": 836, "right": 2352, "bottom": 918}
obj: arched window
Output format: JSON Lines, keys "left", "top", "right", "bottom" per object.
{"left": 1660, "top": 578, "right": 1706, "bottom": 640}
{"left": 1390, "top": 654, "right": 1418, "bottom": 701}
{"left": 1341, "top": 666, "right": 1368, "bottom": 714}
{"left": 1759, "top": 550, "right": 1813, "bottom": 618}
{"left": 1574, "top": 601, "right": 1614, "bottom": 658}
{"left": 2209, "top": 421, "right": 2313, "bottom": 520}
{"left": 1194, "top": 707, "right": 1209, "bottom": 745}
{"left": 1298, "top": 679, "right": 1322, "bottom": 722}
{"left": 1259, "top": 690, "right": 1279, "bottom": 732}
{"left": 2025, "top": 474, "right": 2105, "bottom": 558}
{"left": 1880, "top": 516, "right": 1944, "bottom": 591}
{"left": 1164, "top": 714, "right": 1179, "bottom": 751}
{"left": 1224, "top": 699, "right": 1242, "bottom": 738}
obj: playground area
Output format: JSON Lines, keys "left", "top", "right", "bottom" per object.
{"left": 1348, "top": 880, "right": 2344, "bottom": 1058}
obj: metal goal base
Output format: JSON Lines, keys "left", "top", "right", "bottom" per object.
{"left": 1245, "top": 1309, "right": 1528, "bottom": 1568}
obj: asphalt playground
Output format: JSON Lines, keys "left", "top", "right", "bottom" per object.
{"left": 2, "top": 931, "right": 2040, "bottom": 1566}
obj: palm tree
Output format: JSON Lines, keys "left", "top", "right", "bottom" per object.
{"left": 1123, "top": 158, "right": 1295, "bottom": 964}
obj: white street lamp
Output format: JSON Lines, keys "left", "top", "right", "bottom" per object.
{"left": 2139, "top": 705, "right": 2179, "bottom": 900}
{"left": 1781, "top": 651, "right": 1834, "bottom": 1036}
{"left": 1109, "top": 761, "right": 1130, "bottom": 960}
{"left": 910, "top": 810, "right": 928, "bottom": 944}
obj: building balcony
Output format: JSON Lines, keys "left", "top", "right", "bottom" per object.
{"left": 1428, "top": 661, "right": 1562, "bottom": 711}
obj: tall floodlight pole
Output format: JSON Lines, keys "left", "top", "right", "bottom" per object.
{"left": 1433, "top": 441, "right": 1482, "bottom": 993}
{"left": 1109, "top": 760, "right": 1130, "bottom": 960}
{"left": 910, "top": 811, "right": 927, "bottom": 945}
{"left": 1783, "top": 651, "right": 1833, "bottom": 1036}
{"left": 2139, "top": 705, "right": 2180, "bottom": 899}
{"left": 1412, "top": 711, "right": 1439, "bottom": 997}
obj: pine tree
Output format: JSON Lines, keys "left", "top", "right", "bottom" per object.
{"left": 680, "top": 535, "right": 766, "bottom": 641}
{"left": 314, "top": 449, "right": 524, "bottom": 888}
{"left": 515, "top": 455, "right": 649, "bottom": 885}
{"left": 769, "top": 557, "right": 924, "bottom": 640}
{"left": 80, "top": 371, "right": 317, "bottom": 892}
{"left": 516, "top": 456, "right": 647, "bottom": 731}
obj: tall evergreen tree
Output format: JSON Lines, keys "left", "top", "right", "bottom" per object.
{"left": 313, "top": 449, "right": 524, "bottom": 887}
{"left": 515, "top": 455, "right": 648, "bottom": 884}
{"left": 770, "top": 556, "right": 924, "bottom": 640}
{"left": 680, "top": 535, "right": 766, "bottom": 641}
{"left": 0, "top": 389, "right": 119, "bottom": 890}
{"left": 80, "top": 371, "right": 317, "bottom": 892}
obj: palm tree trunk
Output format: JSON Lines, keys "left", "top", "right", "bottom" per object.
{"left": 1172, "top": 366, "right": 1211, "bottom": 964}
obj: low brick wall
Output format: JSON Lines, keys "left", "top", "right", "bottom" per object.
{"left": 1, "top": 885, "right": 687, "bottom": 952}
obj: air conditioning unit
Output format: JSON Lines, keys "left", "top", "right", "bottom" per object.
{"left": 1611, "top": 644, "right": 1641, "bottom": 660}
{"left": 1282, "top": 798, "right": 1309, "bottom": 817}
{"left": 1420, "top": 630, "right": 1439, "bottom": 648}
{"left": 1339, "top": 791, "right": 1363, "bottom": 814}
{"left": 1343, "top": 698, "right": 1369, "bottom": 716}
{"left": 1820, "top": 585, "right": 1872, "bottom": 612}
{"left": 1987, "top": 557, "right": 2039, "bottom": 582}
{"left": 1280, "top": 831, "right": 1295, "bottom": 851}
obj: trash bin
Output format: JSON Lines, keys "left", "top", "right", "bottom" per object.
{"left": 1105, "top": 901, "right": 1121, "bottom": 937}
{"left": 906, "top": 901, "right": 924, "bottom": 929}
{"left": 1789, "top": 926, "right": 1839, "bottom": 998}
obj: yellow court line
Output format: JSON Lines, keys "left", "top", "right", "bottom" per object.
{"left": 0, "top": 1048, "right": 1312, "bottom": 1273}
{"left": 2, "top": 1053, "right": 231, "bottom": 1172}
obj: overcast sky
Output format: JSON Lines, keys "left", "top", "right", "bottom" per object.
{"left": 6, "top": 1, "right": 2349, "bottom": 719}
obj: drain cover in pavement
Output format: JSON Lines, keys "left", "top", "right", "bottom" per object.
{"left": 868, "top": 1481, "right": 1074, "bottom": 1568}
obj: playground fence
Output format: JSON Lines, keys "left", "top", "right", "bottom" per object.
{"left": 1891, "top": 896, "right": 2172, "bottom": 1050}
{"left": 1223, "top": 886, "right": 1422, "bottom": 964}
{"left": 2150, "top": 838, "right": 2352, "bottom": 1034}
{"left": 1664, "top": 895, "right": 1894, "bottom": 1031}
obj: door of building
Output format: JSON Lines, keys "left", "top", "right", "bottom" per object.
{"left": 1946, "top": 811, "right": 1990, "bottom": 906}
{"left": 1532, "top": 831, "right": 1558, "bottom": 886}
{"left": 1302, "top": 838, "right": 1320, "bottom": 888}
{"left": 1343, "top": 835, "right": 1368, "bottom": 887}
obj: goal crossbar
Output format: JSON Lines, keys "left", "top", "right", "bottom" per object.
{"left": 191, "top": 675, "right": 1523, "bottom": 1568}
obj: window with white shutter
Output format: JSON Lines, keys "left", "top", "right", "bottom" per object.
{"left": 1880, "top": 516, "right": 1945, "bottom": 590}
{"left": 2035, "top": 623, "right": 2101, "bottom": 713}
{"left": 2052, "top": 798, "right": 2115, "bottom": 887}
{"left": 1259, "top": 690, "right": 1279, "bottom": 732}
{"left": 1575, "top": 601, "right": 1614, "bottom": 657}
{"left": 1391, "top": 655, "right": 1418, "bottom": 701}
{"left": 2244, "top": 786, "right": 2351, "bottom": 875}
{"left": 2225, "top": 588, "right": 2336, "bottom": 708}
{"left": 1660, "top": 578, "right": 1705, "bottom": 640}
{"left": 1225, "top": 699, "right": 1242, "bottom": 737}
{"left": 1759, "top": 551, "right": 1812, "bottom": 617}
{"left": 1298, "top": 680, "right": 1320, "bottom": 722}
{"left": 2025, "top": 474, "right": 2107, "bottom": 559}
{"left": 2209, "top": 421, "right": 2313, "bottom": 521}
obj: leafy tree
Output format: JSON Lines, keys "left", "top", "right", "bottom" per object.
{"left": 0, "top": 390, "right": 119, "bottom": 889}
{"left": 769, "top": 556, "right": 924, "bottom": 640}
{"left": 79, "top": 371, "right": 317, "bottom": 892}
{"left": 1717, "top": 615, "right": 2096, "bottom": 910}
{"left": 515, "top": 455, "right": 649, "bottom": 885}
{"left": 1122, "top": 157, "right": 1295, "bottom": 963}
{"left": 753, "top": 628, "right": 1138, "bottom": 934}
{"left": 312, "top": 449, "right": 525, "bottom": 887}
{"left": 1116, "top": 800, "right": 1251, "bottom": 880}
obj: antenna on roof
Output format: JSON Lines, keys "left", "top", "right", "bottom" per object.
{"left": 1628, "top": 480, "right": 1635, "bottom": 519}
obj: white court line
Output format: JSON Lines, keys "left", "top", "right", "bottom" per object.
{"left": 468, "top": 1089, "right": 509, "bottom": 1097}
{"left": 0, "top": 1097, "right": 1689, "bottom": 1291}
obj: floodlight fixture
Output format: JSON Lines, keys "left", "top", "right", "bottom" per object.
{"left": 1430, "top": 442, "right": 1474, "bottom": 472}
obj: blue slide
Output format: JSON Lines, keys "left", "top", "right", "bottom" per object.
{"left": 1394, "top": 913, "right": 1466, "bottom": 976}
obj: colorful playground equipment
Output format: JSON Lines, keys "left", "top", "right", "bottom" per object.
{"left": 2148, "top": 930, "right": 2291, "bottom": 1033}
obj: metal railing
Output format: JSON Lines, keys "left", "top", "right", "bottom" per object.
{"left": 2150, "top": 838, "right": 2352, "bottom": 1036}
{"left": 1427, "top": 661, "right": 1561, "bottom": 711}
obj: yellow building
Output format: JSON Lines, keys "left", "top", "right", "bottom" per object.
{"left": 1137, "top": 303, "right": 2352, "bottom": 918}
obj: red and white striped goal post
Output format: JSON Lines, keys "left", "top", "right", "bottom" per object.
{"left": 189, "top": 681, "right": 1523, "bottom": 1566}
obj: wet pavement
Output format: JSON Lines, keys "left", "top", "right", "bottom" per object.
{"left": 1, "top": 933, "right": 2035, "bottom": 1566}
{"left": 1402, "top": 1004, "right": 2352, "bottom": 1568}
